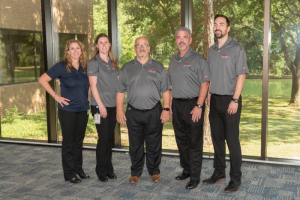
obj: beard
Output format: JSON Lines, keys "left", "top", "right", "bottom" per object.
{"left": 214, "top": 30, "right": 226, "bottom": 39}
{"left": 177, "top": 42, "right": 189, "bottom": 51}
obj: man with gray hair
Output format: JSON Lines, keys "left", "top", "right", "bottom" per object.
{"left": 168, "top": 27, "right": 210, "bottom": 189}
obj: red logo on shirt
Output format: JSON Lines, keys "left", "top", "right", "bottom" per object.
{"left": 148, "top": 68, "right": 156, "bottom": 73}
{"left": 242, "top": 67, "right": 248, "bottom": 71}
{"left": 204, "top": 75, "right": 210, "bottom": 79}
{"left": 222, "top": 53, "right": 229, "bottom": 58}
{"left": 184, "top": 63, "right": 191, "bottom": 67}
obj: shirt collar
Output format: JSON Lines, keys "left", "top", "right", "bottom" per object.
{"left": 213, "top": 36, "right": 233, "bottom": 50}
{"left": 96, "top": 54, "right": 112, "bottom": 65}
{"left": 134, "top": 56, "right": 153, "bottom": 65}
{"left": 175, "top": 47, "right": 192, "bottom": 61}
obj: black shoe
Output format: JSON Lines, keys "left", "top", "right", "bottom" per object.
{"left": 99, "top": 176, "right": 108, "bottom": 182}
{"left": 186, "top": 180, "right": 200, "bottom": 189}
{"left": 65, "top": 177, "right": 82, "bottom": 183}
{"left": 175, "top": 173, "right": 190, "bottom": 180}
{"left": 203, "top": 173, "right": 226, "bottom": 185}
{"left": 107, "top": 173, "right": 117, "bottom": 179}
{"left": 224, "top": 180, "right": 241, "bottom": 193}
{"left": 78, "top": 172, "right": 90, "bottom": 179}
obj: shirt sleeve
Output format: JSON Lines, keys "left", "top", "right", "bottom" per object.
{"left": 235, "top": 45, "right": 249, "bottom": 75}
{"left": 46, "top": 62, "right": 63, "bottom": 79}
{"left": 198, "top": 57, "right": 210, "bottom": 83}
{"left": 160, "top": 66, "right": 169, "bottom": 93}
{"left": 116, "top": 67, "right": 127, "bottom": 93}
{"left": 87, "top": 59, "right": 98, "bottom": 76}
{"left": 167, "top": 62, "right": 172, "bottom": 90}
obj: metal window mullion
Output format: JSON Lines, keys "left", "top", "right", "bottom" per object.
{"left": 261, "top": 0, "right": 271, "bottom": 160}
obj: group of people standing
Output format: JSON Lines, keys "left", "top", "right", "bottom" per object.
{"left": 39, "top": 14, "right": 248, "bottom": 193}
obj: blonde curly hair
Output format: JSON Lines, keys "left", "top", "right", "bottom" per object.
{"left": 64, "top": 39, "right": 87, "bottom": 73}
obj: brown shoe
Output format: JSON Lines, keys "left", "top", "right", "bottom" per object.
{"left": 129, "top": 176, "right": 139, "bottom": 183}
{"left": 152, "top": 174, "right": 161, "bottom": 183}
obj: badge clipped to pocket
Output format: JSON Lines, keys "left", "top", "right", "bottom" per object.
{"left": 94, "top": 113, "right": 101, "bottom": 124}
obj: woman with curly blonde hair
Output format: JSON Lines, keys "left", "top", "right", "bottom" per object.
{"left": 39, "top": 39, "right": 90, "bottom": 183}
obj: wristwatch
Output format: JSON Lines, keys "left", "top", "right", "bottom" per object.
{"left": 232, "top": 98, "right": 239, "bottom": 103}
{"left": 163, "top": 108, "right": 170, "bottom": 111}
{"left": 196, "top": 104, "right": 202, "bottom": 108}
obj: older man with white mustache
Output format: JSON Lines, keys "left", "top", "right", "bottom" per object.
{"left": 116, "top": 36, "right": 170, "bottom": 184}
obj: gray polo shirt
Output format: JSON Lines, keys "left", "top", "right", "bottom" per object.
{"left": 168, "top": 48, "right": 210, "bottom": 98}
{"left": 209, "top": 37, "right": 249, "bottom": 95}
{"left": 117, "top": 56, "right": 168, "bottom": 110}
{"left": 87, "top": 54, "right": 118, "bottom": 107}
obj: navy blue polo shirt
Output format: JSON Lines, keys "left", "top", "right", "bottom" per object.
{"left": 46, "top": 61, "right": 90, "bottom": 112}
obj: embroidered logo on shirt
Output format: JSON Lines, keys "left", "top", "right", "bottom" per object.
{"left": 183, "top": 63, "right": 191, "bottom": 67}
{"left": 148, "top": 68, "right": 156, "bottom": 73}
{"left": 204, "top": 75, "right": 210, "bottom": 79}
{"left": 222, "top": 53, "right": 229, "bottom": 58}
{"left": 242, "top": 67, "right": 248, "bottom": 71}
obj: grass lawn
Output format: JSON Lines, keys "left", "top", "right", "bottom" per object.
{"left": 1, "top": 79, "right": 300, "bottom": 159}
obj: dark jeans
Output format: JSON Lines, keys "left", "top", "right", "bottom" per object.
{"left": 91, "top": 105, "right": 116, "bottom": 178}
{"left": 172, "top": 98, "right": 204, "bottom": 181}
{"left": 58, "top": 108, "right": 89, "bottom": 179}
{"left": 209, "top": 94, "right": 242, "bottom": 182}
{"left": 125, "top": 103, "right": 163, "bottom": 176}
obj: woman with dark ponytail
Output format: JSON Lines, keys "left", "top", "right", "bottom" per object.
{"left": 87, "top": 33, "right": 119, "bottom": 182}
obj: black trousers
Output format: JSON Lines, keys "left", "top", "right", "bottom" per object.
{"left": 58, "top": 108, "right": 89, "bottom": 179}
{"left": 125, "top": 103, "right": 163, "bottom": 176}
{"left": 172, "top": 98, "right": 204, "bottom": 181}
{"left": 91, "top": 106, "right": 116, "bottom": 178}
{"left": 209, "top": 94, "right": 242, "bottom": 182}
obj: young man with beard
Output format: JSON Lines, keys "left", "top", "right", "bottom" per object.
{"left": 202, "top": 14, "right": 249, "bottom": 193}
{"left": 168, "top": 27, "right": 210, "bottom": 189}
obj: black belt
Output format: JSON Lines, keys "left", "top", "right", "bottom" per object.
{"left": 211, "top": 94, "right": 232, "bottom": 97}
{"left": 128, "top": 102, "right": 161, "bottom": 112}
{"left": 173, "top": 97, "right": 198, "bottom": 101}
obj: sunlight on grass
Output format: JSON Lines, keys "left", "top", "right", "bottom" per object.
{"left": 1, "top": 79, "right": 300, "bottom": 159}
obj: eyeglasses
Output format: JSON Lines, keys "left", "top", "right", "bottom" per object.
{"left": 135, "top": 43, "right": 149, "bottom": 48}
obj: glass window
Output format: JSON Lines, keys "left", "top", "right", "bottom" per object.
{"left": 117, "top": 0, "right": 180, "bottom": 149}
{"left": 0, "top": 30, "right": 43, "bottom": 84}
{"left": 268, "top": 0, "right": 300, "bottom": 159}
{"left": 0, "top": 0, "right": 47, "bottom": 140}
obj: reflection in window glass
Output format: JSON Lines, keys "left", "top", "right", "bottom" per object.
{"left": 0, "top": 30, "right": 43, "bottom": 84}
{"left": 193, "top": 0, "right": 264, "bottom": 156}
{"left": 268, "top": 0, "right": 300, "bottom": 159}
{"left": 117, "top": 0, "right": 180, "bottom": 149}
{"left": 0, "top": 0, "right": 47, "bottom": 140}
